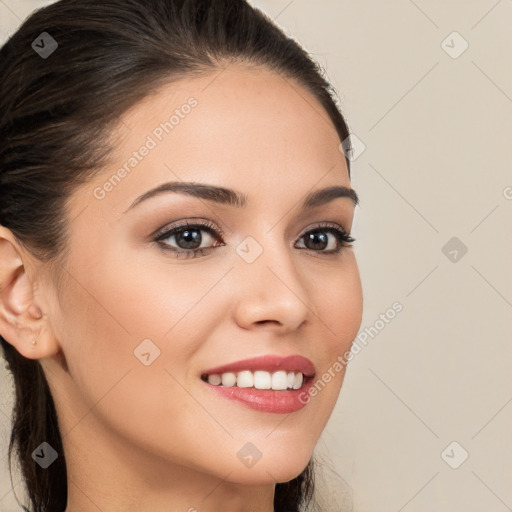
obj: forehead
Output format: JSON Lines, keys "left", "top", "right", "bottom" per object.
{"left": 73, "top": 63, "right": 350, "bottom": 217}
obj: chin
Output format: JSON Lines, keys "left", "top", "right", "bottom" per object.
{"left": 221, "top": 450, "right": 313, "bottom": 485}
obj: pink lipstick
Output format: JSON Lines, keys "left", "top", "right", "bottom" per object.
{"left": 200, "top": 354, "right": 316, "bottom": 414}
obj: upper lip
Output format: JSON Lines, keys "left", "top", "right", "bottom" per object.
{"left": 201, "top": 354, "right": 316, "bottom": 378}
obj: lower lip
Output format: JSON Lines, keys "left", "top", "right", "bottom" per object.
{"left": 202, "top": 378, "right": 315, "bottom": 413}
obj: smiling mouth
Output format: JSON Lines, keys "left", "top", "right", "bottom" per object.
{"left": 200, "top": 370, "right": 314, "bottom": 391}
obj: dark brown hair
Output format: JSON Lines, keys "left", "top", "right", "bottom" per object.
{"left": 0, "top": 1, "right": 352, "bottom": 510}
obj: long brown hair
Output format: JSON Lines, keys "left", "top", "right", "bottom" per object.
{"left": 0, "top": 1, "right": 352, "bottom": 510}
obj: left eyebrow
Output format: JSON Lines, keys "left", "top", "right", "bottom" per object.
{"left": 123, "top": 181, "right": 359, "bottom": 213}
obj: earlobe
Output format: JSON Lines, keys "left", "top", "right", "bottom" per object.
{"left": 0, "top": 226, "right": 59, "bottom": 360}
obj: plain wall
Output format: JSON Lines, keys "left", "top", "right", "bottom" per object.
{"left": 1, "top": 1, "right": 511, "bottom": 511}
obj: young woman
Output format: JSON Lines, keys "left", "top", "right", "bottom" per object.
{"left": 0, "top": 1, "right": 363, "bottom": 510}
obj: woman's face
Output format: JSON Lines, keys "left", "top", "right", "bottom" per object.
{"left": 42, "top": 64, "right": 363, "bottom": 492}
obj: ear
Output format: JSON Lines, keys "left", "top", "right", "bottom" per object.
{"left": 0, "top": 225, "right": 61, "bottom": 360}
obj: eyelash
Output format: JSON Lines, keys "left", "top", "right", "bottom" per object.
{"left": 153, "top": 220, "right": 355, "bottom": 259}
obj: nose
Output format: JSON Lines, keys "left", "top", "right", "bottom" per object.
{"left": 231, "top": 237, "right": 313, "bottom": 333}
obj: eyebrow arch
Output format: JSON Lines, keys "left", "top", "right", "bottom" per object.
{"left": 123, "top": 181, "right": 359, "bottom": 213}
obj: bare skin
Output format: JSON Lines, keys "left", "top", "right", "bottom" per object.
{"left": 0, "top": 63, "right": 363, "bottom": 512}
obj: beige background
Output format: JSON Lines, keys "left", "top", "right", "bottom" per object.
{"left": 1, "top": 1, "right": 512, "bottom": 511}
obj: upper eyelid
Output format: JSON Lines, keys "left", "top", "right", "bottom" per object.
{"left": 148, "top": 200, "right": 353, "bottom": 233}
{"left": 154, "top": 220, "right": 223, "bottom": 239}
{"left": 155, "top": 220, "right": 352, "bottom": 241}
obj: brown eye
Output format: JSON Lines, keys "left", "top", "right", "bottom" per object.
{"left": 153, "top": 220, "right": 354, "bottom": 259}
{"left": 154, "top": 220, "right": 224, "bottom": 259}
{"left": 296, "top": 224, "right": 355, "bottom": 254}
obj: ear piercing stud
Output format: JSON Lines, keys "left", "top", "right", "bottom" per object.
{"left": 31, "top": 340, "right": 38, "bottom": 348}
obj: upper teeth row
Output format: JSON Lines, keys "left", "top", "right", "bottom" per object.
{"left": 206, "top": 370, "right": 304, "bottom": 390}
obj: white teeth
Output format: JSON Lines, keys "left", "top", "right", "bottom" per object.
{"left": 254, "top": 370, "right": 271, "bottom": 389}
{"left": 236, "top": 370, "right": 254, "bottom": 388}
{"left": 204, "top": 370, "right": 307, "bottom": 390}
{"left": 221, "top": 372, "right": 236, "bottom": 387}
{"left": 271, "top": 371, "right": 288, "bottom": 390}
{"left": 292, "top": 372, "right": 303, "bottom": 390}
{"left": 207, "top": 374, "right": 222, "bottom": 385}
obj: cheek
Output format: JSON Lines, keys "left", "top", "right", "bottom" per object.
{"left": 289, "top": 256, "right": 362, "bottom": 410}
{"left": 55, "top": 255, "right": 221, "bottom": 459}
{"left": 72, "top": 242, "right": 224, "bottom": 339}
{"left": 314, "top": 256, "right": 363, "bottom": 350}
{"left": 57, "top": 244, "right": 228, "bottom": 396}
